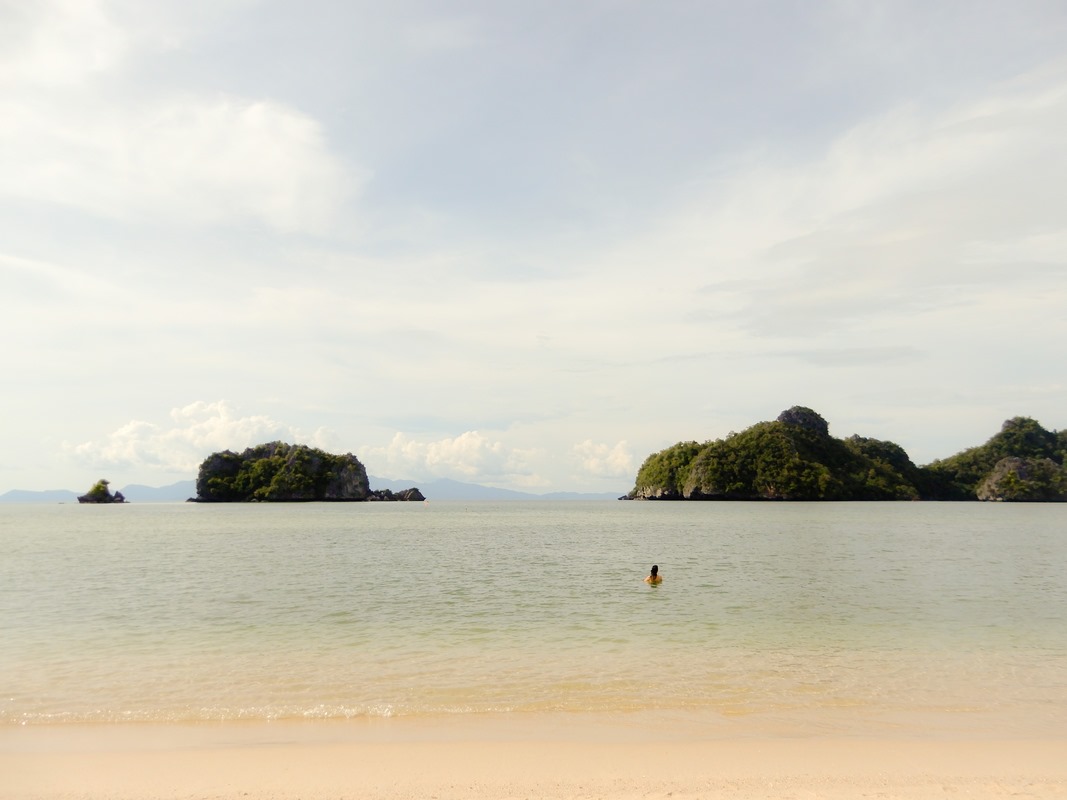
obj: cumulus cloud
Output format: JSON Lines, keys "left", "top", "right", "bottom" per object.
{"left": 360, "top": 431, "right": 542, "bottom": 485}
{"left": 0, "top": 94, "right": 355, "bottom": 233}
{"left": 0, "top": 1, "right": 357, "bottom": 233}
{"left": 571, "top": 439, "right": 634, "bottom": 479}
{"left": 67, "top": 401, "right": 335, "bottom": 475}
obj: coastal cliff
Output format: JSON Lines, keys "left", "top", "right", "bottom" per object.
{"left": 625, "top": 408, "right": 1066, "bottom": 502}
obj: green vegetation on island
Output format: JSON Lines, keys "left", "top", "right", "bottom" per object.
{"left": 626, "top": 407, "right": 1067, "bottom": 502}
{"left": 77, "top": 479, "right": 126, "bottom": 504}
{"left": 924, "top": 416, "right": 1067, "bottom": 501}
{"left": 194, "top": 442, "right": 424, "bottom": 502}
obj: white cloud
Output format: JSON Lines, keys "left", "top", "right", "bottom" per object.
{"left": 66, "top": 401, "right": 335, "bottom": 475}
{"left": 0, "top": 250, "right": 123, "bottom": 300}
{"left": 0, "top": 1, "right": 357, "bottom": 233}
{"left": 595, "top": 58, "right": 1067, "bottom": 348}
{"left": 0, "top": 94, "right": 355, "bottom": 233}
{"left": 4, "top": 3, "right": 1067, "bottom": 495}
{"left": 0, "top": 0, "right": 130, "bottom": 87}
{"left": 360, "top": 431, "right": 542, "bottom": 485}
{"left": 571, "top": 439, "right": 634, "bottom": 479}
{"left": 0, "top": 0, "right": 248, "bottom": 88}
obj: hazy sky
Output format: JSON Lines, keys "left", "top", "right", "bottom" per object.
{"left": 3, "top": 0, "right": 1066, "bottom": 494}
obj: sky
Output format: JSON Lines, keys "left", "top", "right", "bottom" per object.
{"left": 2, "top": 0, "right": 1066, "bottom": 495}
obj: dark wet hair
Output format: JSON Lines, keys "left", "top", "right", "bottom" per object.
{"left": 650, "top": 565, "right": 658, "bottom": 576}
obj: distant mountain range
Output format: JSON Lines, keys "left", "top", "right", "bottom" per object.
{"left": 368, "top": 476, "right": 620, "bottom": 501}
{"left": 0, "top": 477, "right": 621, "bottom": 503}
{"left": 0, "top": 482, "right": 197, "bottom": 504}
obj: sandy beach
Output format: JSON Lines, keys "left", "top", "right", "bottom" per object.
{"left": 4, "top": 713, "right": 1065, "bottom": 800}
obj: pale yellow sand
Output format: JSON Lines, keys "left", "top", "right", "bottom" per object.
{"left": 3, "top": 714, "right": 1065, "bottom": 800}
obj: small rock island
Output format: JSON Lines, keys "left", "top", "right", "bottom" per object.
{"left": 78, "top": 479, "right": 127, "bottom": 504}
{"left": 193, "top": 442, "right": 424, "bottom": 502}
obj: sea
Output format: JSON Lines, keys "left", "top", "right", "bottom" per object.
{"left": 2, "top": 500, "right": 1065, "bottom": 736}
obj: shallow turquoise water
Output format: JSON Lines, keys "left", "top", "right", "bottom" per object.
{"left": 1, "top": 501, "right": 1065, "bottom": 730}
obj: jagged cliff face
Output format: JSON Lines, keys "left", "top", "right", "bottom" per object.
{"left": 323, "top": 459, "right": 371, "bottom": 500}
{"left": 976, "top": 457, "right": 1067, "bottom": 502}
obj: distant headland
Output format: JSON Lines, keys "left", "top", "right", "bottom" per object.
{"left": 624, "top": 407, "right": 1067, "bottom": 502}
{"left": 193, "top": 442, "right": 424, "bottom": 502}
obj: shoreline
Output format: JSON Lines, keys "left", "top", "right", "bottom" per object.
{"left": 4, "top": 713, "right": 1066, "bottom": 799}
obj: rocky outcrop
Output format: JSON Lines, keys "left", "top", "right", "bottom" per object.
{"left": 194, "top": 442, "right": 422, "bottom": 502}
{"left": 323, "top": 459, "right": 373, "bottom": 500}
{"left": 368, "top": 487, "right": 426, "bottom": 502}
{"left": 77, "top": 479, "right": 127, "bottom": 504}
{"left": 776, "top": 405, "right": 829, "bottom": 437}
{"left": 976, "top": 457, "right": 1067, "bottom": 502}
{"left": 623, "top": 486, "right": 683, "bottom": 500}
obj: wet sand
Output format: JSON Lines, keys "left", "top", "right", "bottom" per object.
{"left": 3, "top": 713, "right": 1065, "bottom": 799}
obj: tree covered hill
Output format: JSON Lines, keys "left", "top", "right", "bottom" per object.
{"left": 625, "top": 407, "right": 1066, "bottom": 502}
{"left": 924, "top": 416, "right": 1067, "bottom": 501}
{"left": 195, "top": 442, "right": 423, "bottom": 502}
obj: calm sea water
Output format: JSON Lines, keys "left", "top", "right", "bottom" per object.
{"left": 2, "top": 501, "right": 1065, "bottom": 732}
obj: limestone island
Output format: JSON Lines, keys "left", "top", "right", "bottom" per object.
{"left": 78, "top": 479, "right": 127, "bottom": 504}
{"left": 624, "top": 406, "right": 1067, "bottom": 502}
{"left": 193, "top": 442, "right": 424, "bottom": 502}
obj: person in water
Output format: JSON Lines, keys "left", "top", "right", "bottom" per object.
{"left": 644, "top": 564, "right": 662, "bottom": 584}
